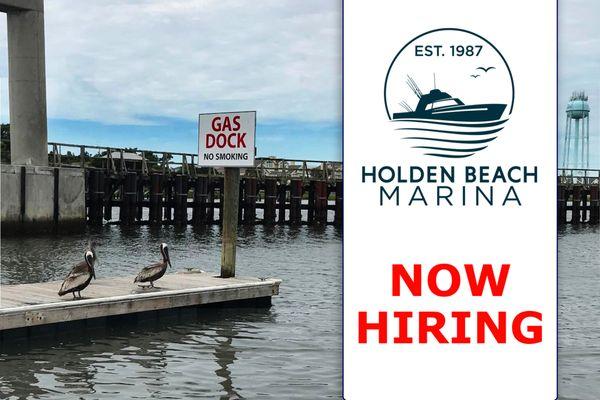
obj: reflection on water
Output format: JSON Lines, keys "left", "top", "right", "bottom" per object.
{"left": 0, "top": 225, "right": 342, "bottom": 399}
{"left": 558, "top": 224, "right": 600, "bottom": 400}
{"left": 3, "top": 222, "right": 596, "bottom": 399}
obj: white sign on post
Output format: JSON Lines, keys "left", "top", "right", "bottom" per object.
{"left": 198, "top": 111, "right": 256, "bottom": 167}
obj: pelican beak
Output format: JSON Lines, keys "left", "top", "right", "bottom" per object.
{"left": 164, "top": 246, "right": 172, "bottom": 268}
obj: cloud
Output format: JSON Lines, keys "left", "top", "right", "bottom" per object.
{"left": 0, "top": 0, "right": 597, "bottom": 165}
{"left": 0, "top": 0, "right": 341, "bottom": 125}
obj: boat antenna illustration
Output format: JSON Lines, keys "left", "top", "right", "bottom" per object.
{"left": 399, "top": 100, "right": 413, "bottom": 112}
{"left": 406, "top": 75, "right": 423, "bottom": 98}
{"left": 433, "top": 73, "right": 436, "bottom": 89}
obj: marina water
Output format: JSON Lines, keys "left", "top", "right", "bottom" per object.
{"left": 558, "top": 224, "right": 600, "bottom": 400}
{"left": 0, "top": 224, "right": 597, "bottom": 398}
{"left": 0, "top": 224, "right": 342, "bottom": 399}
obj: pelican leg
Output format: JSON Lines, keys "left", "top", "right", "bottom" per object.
{"left": 72, "top": 292, "right": 76, "bottom": 299}
{"left": 150, "top": 281, "right": 154, "bottom": 288}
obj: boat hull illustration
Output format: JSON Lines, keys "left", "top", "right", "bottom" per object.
{"left": 392, "top": 103, "right": 507, "bottom": 123}
{"left": 391, "top": 86, "right": 510, "bottom": 158}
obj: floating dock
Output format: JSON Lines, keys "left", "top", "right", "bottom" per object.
{"left": 0, "top": 272, "right": 281, "bottom": 336}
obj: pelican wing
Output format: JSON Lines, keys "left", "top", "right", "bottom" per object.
{"left": 134, "top": 262, "right": 165, "bottom": 283}
{"left": 59, "top": 271, "right": 90, "bottom": 295}
{"left": 66, "top": 261, "right": 89, "bottom": 277}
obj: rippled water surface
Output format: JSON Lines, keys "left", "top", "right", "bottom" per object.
{"left": 558, "top": 225, "right": 600, "bottom": 400}
{"left": 1, "top": 223, "right": 598, "bottom": 399}
{"left": 0, "top": 225, "right": 342, "bottom": 399}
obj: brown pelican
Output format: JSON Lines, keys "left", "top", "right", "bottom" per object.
{"left": 58, "top": 250, "right": 96, "bottom": 299}
{"left": 134, "top": 243, "right": 171, "bottom": 288}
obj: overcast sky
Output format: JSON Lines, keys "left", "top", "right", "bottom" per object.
{"left": 0, "top": 0, "right": 598, "bottom": 164}
{"left": 559, "top": 0, "right": 600, "bottom": 167}
{"left": 0, "top": 0, "right": 341, "bottom": 160}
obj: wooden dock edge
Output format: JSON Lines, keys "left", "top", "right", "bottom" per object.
{"left": 0, "top": 279, "right": 281, "bottom": 332}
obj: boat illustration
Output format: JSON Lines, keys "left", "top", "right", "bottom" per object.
{"left": 393, "top": 76, "right": 506, "bottom": 123}
{"left": 389, "top": 75, "right": 510, "bottom": 158}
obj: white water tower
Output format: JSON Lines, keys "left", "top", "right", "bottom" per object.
{"left": 562, "top": 91, "right": 590, "bottom": 169}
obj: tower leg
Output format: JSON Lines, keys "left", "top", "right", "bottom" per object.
{"left": 586, "top": 116, "right": 590, "bottom": 169}
{"left": 562, "top": 116, "right": 570, "bottom": 168}
{"left": 565, "top": 117, "right": 572, "bottom": 168}
{"left": 581, "top": 118, "right": 585, "bottom": 168}
{"left": 573, "top": 118, "right": 579, "bottom": 169}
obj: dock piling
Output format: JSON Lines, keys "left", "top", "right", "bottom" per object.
{"left": 277, "top": 184, "right": 286, "bottom": 223}
{"left": 243, "top": 178, "right": 257, "bottom": 224}
{"left": 307, "top": 181, "right": 315, "bottom": 224}
{"left": 558, "top": 184, "right": 566, "bottom": 224}
{"left": 264, "top": 179, "right": 277, "bottom": 224}
{"left": 572, "top": 187, "right": 581, "bottom": 223}
{"left": 193, "top": 176, "right": 208, "bottom": 225}
{"left": 89, "top": 170, "right": 104, "bottom": 225}
{"left": 217, "top": 178, "right": 224, "bottom": 224}
{"left": 174, "top": 174, "right": 188, "bottom": 224}
{"left": 590, "top": 185, "right": 599, "bottom": 223}
{"left": 314, "top": 181, "right": 328, "bottom": 223}
{"left": 136, "top": 177, "right": 144, "bottom": 221}
{"left": 334, "top": 181, "right": 343, "bottom": 226}
{"left": 221, "top": 168, "right": 240, "bottom": 278}
{"left": 164, "top": 176, "right": 173, "bottom": 222}
{"left": 119, "top": 172, "right": 137, "bottom": 225}
{"left": 149, "top": 173, "right": 162, "bottom": 224}
{"left": 104, "top": 178, "right": 113, "bottom": 221}
{"left": 290, "top": 179, "right": 302, "bottom": 224}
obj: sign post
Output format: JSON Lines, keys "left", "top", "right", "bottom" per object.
{"left": 198, "top": 111, "right": 256, "bottom": 278}
{"left": 220, "top": 167, "right": 240, "bottom": 277}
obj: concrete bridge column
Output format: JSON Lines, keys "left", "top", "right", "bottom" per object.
{"left": 1, "top": 0, "right": 47, "bottom": 166}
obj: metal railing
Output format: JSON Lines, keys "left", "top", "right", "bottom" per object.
{"left": 47, "top": 142, "right": 198, "bottom": 176}
{"left": 42, "top": 141, "right": 342, "bottom": 182}
{"left": 250, "top": 158, "right": 342, "bottom": 182}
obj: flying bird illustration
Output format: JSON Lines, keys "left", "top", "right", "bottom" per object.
{"left": 470, "top": 74, "right": 480, "bottom": 78}
{"left": 476, "top": 66, "right": 496, "bottom": 72}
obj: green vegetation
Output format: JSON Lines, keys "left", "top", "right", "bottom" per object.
{"left": 1, "top": 124, "right": 10, "bottom": 164}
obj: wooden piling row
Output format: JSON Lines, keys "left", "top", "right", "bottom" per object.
{"left": 557, "top": 183, "right": 600, "bottom": 224}
{"left": 86, "top": 170, "right": 344, "bottom": 226}
{"left": 86, "top": 172, "right": 600, "bottom": 227}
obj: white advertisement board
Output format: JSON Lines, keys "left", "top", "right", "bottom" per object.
{"left": 343, "top": 1, "right": 557, "bottom": 399}
{"left": 198, "top": 111, "right": 256, "bottom": 167}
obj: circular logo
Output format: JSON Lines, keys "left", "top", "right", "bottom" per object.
{"left": 384, "top": 28, "right": 514, "bottom": 158}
